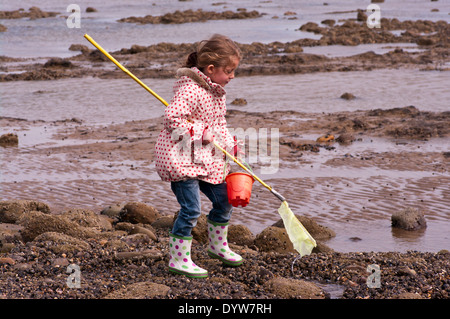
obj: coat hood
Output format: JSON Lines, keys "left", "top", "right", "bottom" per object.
{"left": 176, "top": 67, "right": 226, "bottom": 96}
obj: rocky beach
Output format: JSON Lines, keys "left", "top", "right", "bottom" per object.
{"left": 1, "top": 1, "right": 449, "bottom": 301}
{"left": 0, "top": 199, "right": 449, "bottom": 300}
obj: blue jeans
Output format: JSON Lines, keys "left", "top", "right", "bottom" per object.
{"left": 170, "top": 179, "right": 233, "bottom": 237}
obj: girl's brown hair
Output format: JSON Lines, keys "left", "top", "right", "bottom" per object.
{"left": 184, "top": 34, "right": 241, "bottom": 71}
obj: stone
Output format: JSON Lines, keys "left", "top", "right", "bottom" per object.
{"left": 62, "top": 208, "right": 112, "bottom": 230}
{"left": 230, "top": 98, "right": 247, "bottom": 106}
{"left": 0, "top": 200, "right": 50, "bottom": 224}
{"left": 264, "top": 277, "right": 327, "bottom": 299}
{"left": 113, "top": 249, "right": 163, "bottom": 261}
{"left": 397, "top": 266, "right": 417, "bottom": 277}
{"left": 340, "top": 92, "right": 356, "bottom": 100}
{"left": 100, "top": 203, "right": 125, "bottom": 218}
{"left": 312, "top": 241, "right": 334, "bottom": 253}
{"left": 228, "top": 224, "right": 255, "bottom": 246}
{"left": 115, "top": 222, "right": 157, "bottom": 241}
{"left": 68, "top": 44, "right": 90, "bottom": 54}
{"left": 122, "top": 233, "right": 151, "bottom": 246}
{"left": 321, "top": 19, "right": 335, "bottom": 27}
{"left": 0, "top": 242, "right": 15, "bottom": 254}
{"left": 336, "top": 133, "right": 355, "bottom": 145}
{"left": 0, "top": 257, "right": 15, "bottom": 265}
{"left": 33, "top": 232, "right": 91, "bottom": 254}
{"left": 103, "top": 281, "right": 170, "bottom": 299}
{"left": 51, "top": 257, "right": 69, "bottom": 267}
{"left": 393, "top": 292, "right": 423, "bottom": 299}
{"left": 44, "top": 58, "right": 73, "bottom": 68}
{"left": 356, "top": 10, "right": 367, "bottom": 22}
{"left": 391, "top": 207, "right": 427, "bottom": 230}
{"left": 18, "top": 211, "right": 98, "bottom": 242}
{"left": 272, "top": 215, "right": 335, "bottom": 240}
{"left": 254, "top": 226, "right": 296, "bottom": 253}
{"left": 0, "top": 133, "right": 18, "bottom": 146}
{"left": 299, "top": 22, "right": 325, "bottom": 34}
{"left": 151, "top": 215, "right": 174, "bottom": 229}
{"left": 119, "top": 202, "right": 160, "bottom": 225}
{"left": 0, "top": 223, "right": 23, "bottom": 242}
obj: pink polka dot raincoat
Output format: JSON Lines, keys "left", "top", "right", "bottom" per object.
{"left": 155, "top": 67, "right": 236, "bottom": 184}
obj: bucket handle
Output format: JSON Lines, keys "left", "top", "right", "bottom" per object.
{"left": 223, "top": 156, "right": 253, "bottom": 182}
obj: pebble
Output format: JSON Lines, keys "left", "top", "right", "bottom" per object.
{"left": 0, "top": 257, "right": 15, "bottom": 265}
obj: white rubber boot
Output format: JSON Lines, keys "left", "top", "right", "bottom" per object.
{"left": 207, "top": 219, "right": 243, "bottom": 266}
{"left": 168, "top": 233, "right": 208, "bottom": 278}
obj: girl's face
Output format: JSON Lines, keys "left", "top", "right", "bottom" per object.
{"left": 204, "top": 56, "right": 239, "bottom": 87}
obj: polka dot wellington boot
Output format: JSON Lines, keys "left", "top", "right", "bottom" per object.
{"left": 168, "top": 233, "right": 208, "bottom": 278}
{"left": 207, "top": 219, "right": 243, "bottom": 266}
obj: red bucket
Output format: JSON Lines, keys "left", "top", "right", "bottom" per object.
{"left": 225, "top": 172, "right": 254, "bottom": 207}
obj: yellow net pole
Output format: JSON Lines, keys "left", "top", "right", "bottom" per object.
{"left": 84, "top": 34, "right": 169, "bottom": 107}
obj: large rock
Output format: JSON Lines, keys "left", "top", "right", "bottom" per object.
{"left": 62, "top": 208, "right": 113, "bottom": 231}
{"left": 228, "top": 224, "right": 255, "bottom": 246}
{"left": 254, "top": 226, "right": 295, "bottom": 253}
{"left": 0, "top": 200, "right": 50, "bottom": 224}
{"left": 151, "top": 215, "right": 174, "bottom": 229}
{"left": 272, "top": 215, "right": 335, "bottom": 240}
{"left": 0, "top": 133, "right": 18, "bottom": 146}
{"left": 0, "top": 223, "right": 23, "bottom": 240}
{"left": 18, "top": 211, "right": 98, "bottom": 242}
{"left": 114, "top": 222, "right": 158, "bottom": 242}
{"left": 100, "top": 203, "right": 125, "bottom": 218}
{"left": 391, "top": 207, "right": 427, "bottom": 230}
{"left": 32, "top": 232, "right": 91, "bottom": 254}
{"left": 119, "top": 202, "right": 160, "bottom": 225}
{"left": 264, "top": 277, "right": 328, "bottom": 299}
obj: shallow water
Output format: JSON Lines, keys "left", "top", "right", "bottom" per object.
{"left": 1, "top": 0, "right": 449, "bottom": 58}
{"left": 1, "top": 68, "right": 449, "bottom": 125}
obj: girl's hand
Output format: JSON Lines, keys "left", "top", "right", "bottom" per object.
{"left": 233, "top": 138, "right": 244, "bottom": 157}
{"left": 202, "top": 128, "right": 214, "bottom": 145}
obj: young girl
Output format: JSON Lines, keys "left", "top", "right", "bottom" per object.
{"left": 155, "top": 34, "right": 242, "bottom": 278}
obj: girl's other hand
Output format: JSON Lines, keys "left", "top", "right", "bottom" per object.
{"left": 202, "top": 128, "right": 214, "bottom": 145}
{"left": 233, "top": 139, "right": 244, "bottom": 157}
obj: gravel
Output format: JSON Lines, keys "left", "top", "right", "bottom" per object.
{"left": 1, "top": 225, "right": 449, "bottom": 300}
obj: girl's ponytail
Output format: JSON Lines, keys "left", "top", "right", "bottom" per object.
{"left": 184, "top": 51, "right": 198, "bottom": 68}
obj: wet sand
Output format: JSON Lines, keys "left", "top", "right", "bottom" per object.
{"left": 2, "top": 105, "right": 449, "bottom": 253}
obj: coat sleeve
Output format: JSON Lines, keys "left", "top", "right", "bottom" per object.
{"left": 215, "top": 115, "right": 236, "bottom": 153}
{"left": 163, "top": 80, "right": 205, "bottom": 143}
